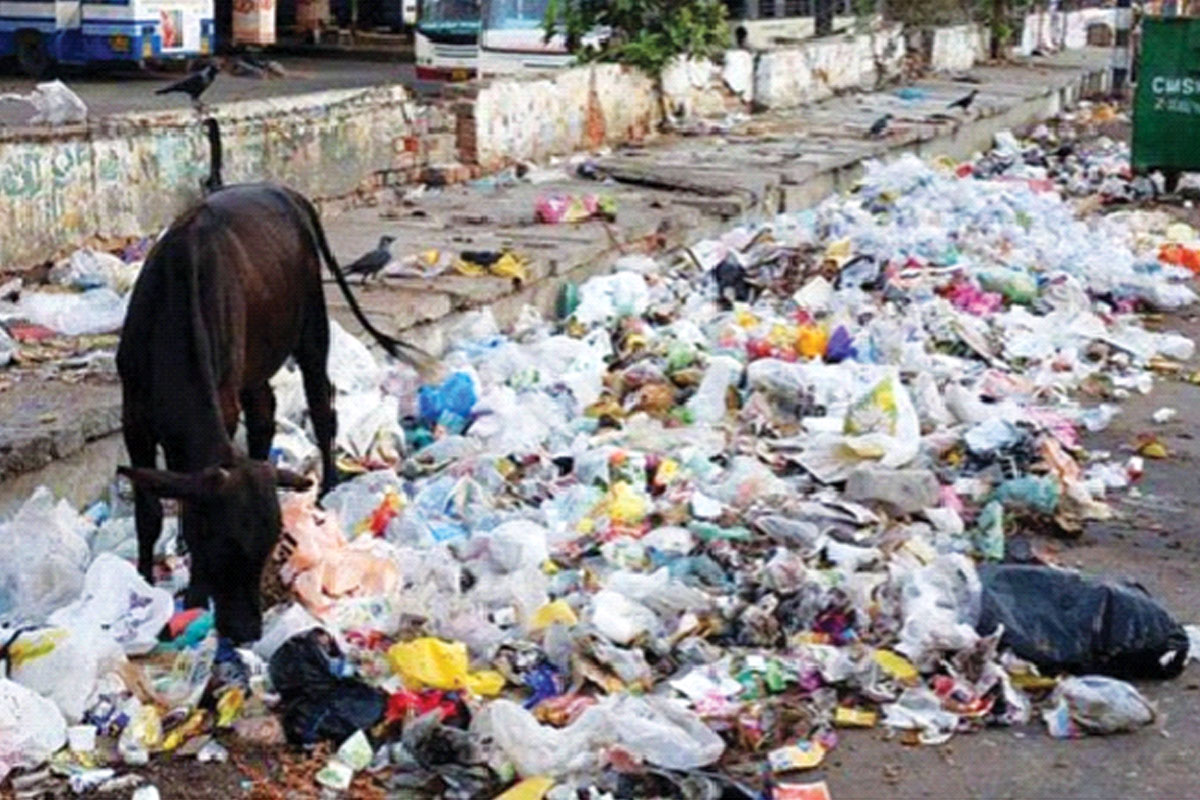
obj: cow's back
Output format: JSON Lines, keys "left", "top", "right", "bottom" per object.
{"left": 118, "top": 184, "right": 326, "bottom": 456}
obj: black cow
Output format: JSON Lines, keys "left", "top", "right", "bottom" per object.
{"left": 117, "top": 183, "right": 427, "bottom": 643}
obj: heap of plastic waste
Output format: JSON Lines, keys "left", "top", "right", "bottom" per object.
{"left": 0, "top": 132, "right": 1197, "bottom": 798}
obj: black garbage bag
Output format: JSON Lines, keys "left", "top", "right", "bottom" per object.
{"left": 977, "top": 564, "right": 1189, "bottom": 680}
{"left": 268, "top": 629, "right": 386, "bottom": 745}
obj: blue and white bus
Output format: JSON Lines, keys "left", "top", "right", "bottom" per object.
{"left": 0, "top": 0, "right": 214, "bottom": 76}
{"left": 414, "top": 0, "right": 479, "bottom": 81}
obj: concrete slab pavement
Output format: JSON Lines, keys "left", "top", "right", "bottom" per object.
{"left": 320, "top": 49, "right": 1112, "bottom": 349}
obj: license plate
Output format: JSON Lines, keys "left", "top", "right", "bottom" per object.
{"left": 110, "top": 34, "right": 130, "bottom": 53}
{"left": 451, "top": 68, "right": 468, "bottom": 81}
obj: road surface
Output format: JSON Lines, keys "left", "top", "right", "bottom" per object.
{"left": 0, "top": 54, "right": 441, "bottom": 125}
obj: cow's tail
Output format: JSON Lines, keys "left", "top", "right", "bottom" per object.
{"left": 291, "top": 190, "right": 439, "bottom": 378}
{"left": 202, "top": 118, "right": 223, "bottom": 195}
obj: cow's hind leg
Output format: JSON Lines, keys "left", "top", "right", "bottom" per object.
{"left": 123, "top": 406, "right": 161, "bottom": 584}
{"left": 295, "top": 309, "right": 337, "bottom": 494}
{"left": 241, "top": 383, "right": 277, "bottom": 462}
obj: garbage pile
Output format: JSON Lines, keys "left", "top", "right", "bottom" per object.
{"left": 0, "top": 243, "right": 146, "bottom": 374}
{"left": 2, "top": 134, "right": 1199, "bottom": 798}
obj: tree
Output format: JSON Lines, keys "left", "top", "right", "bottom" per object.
{"left": 543, "top": 0, "right": 732, "bottom": 76}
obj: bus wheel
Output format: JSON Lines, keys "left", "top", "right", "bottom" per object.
{"left": 16, "top": 30, "right": 53, "bottom": 78}
{"left": 1164, "top": 170, "right": 1181, "bottom": 194}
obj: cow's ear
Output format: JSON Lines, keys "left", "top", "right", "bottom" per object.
{"left": 274, "top": 467, "right": 314, "bottom": 492}
{"left": 118, "top": 465, "right": 206, "bottom": 499}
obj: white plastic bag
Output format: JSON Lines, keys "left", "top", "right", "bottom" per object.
{"left": 0, "top": 326, "right": 14, "bottom": 368}
{"left": 7, "top": 625, "right": 124, "bottom": 723}
{"left": 0, "top": 678, "right": 67, "bottom": 782}
{"left": 590, "top": 590, "right": 659, "bottom": 645}
{"left": 0, "top": 80, "right": 87, "bottom": 125}
{"left": 253, "top": 603, "right": 324, "bottom": 663}
{"left": 1044, "top": 676, "right": 1155, "bottom": 736}
{"left": 842, "top": 372, "right": 921, "bottom": 469}
{"left": 573, "top": 272, "right": 649, "bottom": 326}
{"left": 0, "top": 487, "right": 91, "bottom": 623}
{"left": 328, "top": 320, "right": 382, "bottom": 395}
{"left": 320, "top": 470, "right": 404, "bottom": 537}
{"left": 50, "top": 249, "right": 139, "bottom": 293}
{"left": 895, "top": 554, "right": 982, "bottom": 668}
{"left": 46, "top": 553, "right": 173, "bottom": 656}
{"left": 475, "top": 695, "right": 724, "bottom": 778}
{"left": 686, "top": 355, "right": 743, "bottom": 425}
{"left": 5, "top": 289, "right": 128, "bottom": 336}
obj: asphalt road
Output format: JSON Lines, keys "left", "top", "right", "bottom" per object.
{"left": 0, "top": 54, "right": 435, "bottom": 124}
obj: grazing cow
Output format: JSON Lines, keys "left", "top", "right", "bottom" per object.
{"left": 117, "top": 183, "right": 426, "bottom": 642}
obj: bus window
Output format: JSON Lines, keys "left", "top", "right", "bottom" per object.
{"left": 422, "top": 0, "right": 481, "bottom": 26}
{"left": 484, "top": 0, "right": 551, "bottom": 30}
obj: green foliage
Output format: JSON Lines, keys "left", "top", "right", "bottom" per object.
{"left": 543, "top": 0, "right": 731, "bottom": 76}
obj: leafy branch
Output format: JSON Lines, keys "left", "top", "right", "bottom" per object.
{"left": 543, "top": 0, "right": 731, "bottom": 76}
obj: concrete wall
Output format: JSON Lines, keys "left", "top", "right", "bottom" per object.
{"left": 928, "top": 24, "right": 987, "bottom": 72}
{"left": 466, "top": 64, "right": 659, "bottom": 171}
{"left": 753, "top": 26, "right": 906, "bottom": 110}
{"left": 0, "top": 85, "right": 448, "bottom": 270}
{"left": 660, "top": 51, "right": 755, "bottom": 119}
{"left": 1019, "top": 9, "right": 1119, "bottom": 56}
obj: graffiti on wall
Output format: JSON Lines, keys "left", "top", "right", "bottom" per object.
{"left": 0, "top": 85, "right": 422, "bottom": 270}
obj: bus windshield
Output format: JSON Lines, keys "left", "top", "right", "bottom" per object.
{"left": 484, "top": 0, "right": 550, "bottom": 30}
{"left": 420, "top": 0, "right": 481, "bottom": 29}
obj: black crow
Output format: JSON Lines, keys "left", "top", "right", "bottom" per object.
{"left": 343, "top": 236, "right": 397, "bottom": 284}
{"left": 948, "top": 89, "right": 978, "bottom": 111}
{"left": 156, "top": 64, "right": 219, "bottom": 103}
{"left": 868, "top": 113, "right": 893, "bottom": 138}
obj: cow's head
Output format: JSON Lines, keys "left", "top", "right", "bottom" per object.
{"left": 118, "top": 459, "right": 312, "bottom": 644}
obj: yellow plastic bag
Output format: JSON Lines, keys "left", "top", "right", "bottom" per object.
{"left": 528, "top": 600, "right": 578, "bottom": 631}
{"left": 387, "top": 638, "right": 505, "bottom": 696}
{"left": 495, "top": 777, "right": 555, "bottom": 800}
{"left": 873, "top": 649, "right": 919, "bottom": 683}
{"left": 796, "top": 324, "right": 829, "bottom": 360}
{"left": 600, "top": 481, "right": 648, "bottom": 525}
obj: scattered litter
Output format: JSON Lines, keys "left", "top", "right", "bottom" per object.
{"left": 0, "top": 126, "right": 1194, "bottom": 797}
{"left": 1152, "top": 407, "right": 1178, "bottom": 424}
{"left": 1043, "top": 676, "right": 1156, "bottom": 738}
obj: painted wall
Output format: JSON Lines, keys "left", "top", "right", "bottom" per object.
{"left": 0, "top": 84, "right": 443, "bottom": 270}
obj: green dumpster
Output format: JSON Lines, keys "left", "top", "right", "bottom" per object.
{"left": 1132, "top": 16, "right": 1200, "bottom": 187}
